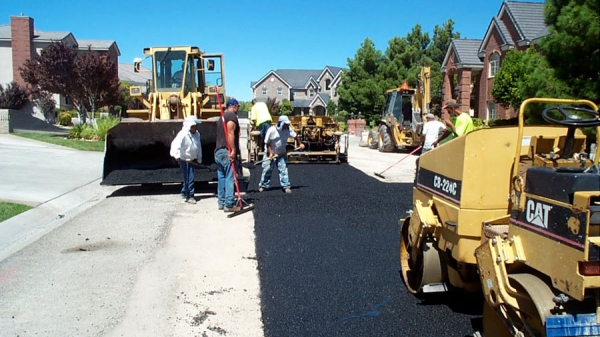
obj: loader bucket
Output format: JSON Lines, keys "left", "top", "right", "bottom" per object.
{"left": 101, "top": 120, "right": 218, "bottom": 185}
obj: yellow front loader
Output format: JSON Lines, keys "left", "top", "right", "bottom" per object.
{"left": 399, "top": 98, "right": 600, "bottom": 336}
{"left": 102, "top": 46, "right": 225, "bottom": 185}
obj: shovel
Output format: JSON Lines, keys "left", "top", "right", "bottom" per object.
{"left": 253, "top": 147, "right": 302, "bottom": 166}
{"left": 374, "top": 146, "right": 422, "bottom": 179}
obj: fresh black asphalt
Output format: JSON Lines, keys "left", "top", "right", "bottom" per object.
{"left": 245, "top": 163, "right": 483, "bottom": 337}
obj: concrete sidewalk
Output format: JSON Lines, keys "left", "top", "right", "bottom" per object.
{"left": 0, "top": 134, "right": 115, "bottom": 261}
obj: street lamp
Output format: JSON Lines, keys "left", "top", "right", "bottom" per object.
{"left": 453, "top": 86, "right": 460, "bottom": 99}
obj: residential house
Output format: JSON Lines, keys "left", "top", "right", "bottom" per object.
{"left": 441, "top": 0, "right": 547, "bottom": 120}
{"left": 251, "top": 66, "right": 343, "bottom": 116}
{"left": 0, "top": 15, "right": 120, "bottom": 111}
{"left": 118, "top": 62, "right": 152, "bottom": 92}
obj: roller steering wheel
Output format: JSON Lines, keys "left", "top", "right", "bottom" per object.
{"left": 541, "top": 106, "right": 600, "bottom": 160}
{"left": 542, "top": 106, "right": 600, "bottom": 127}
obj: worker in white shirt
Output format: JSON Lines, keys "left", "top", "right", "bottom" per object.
{"left": 170, "top": 115, "right": 203, "bottom": 204}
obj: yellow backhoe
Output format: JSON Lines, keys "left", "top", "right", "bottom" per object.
{"left": 102, "top": 46, "right": 225, "bottom": 185}
{"left": 368, "top": 67, "right": 431, "bottom": 152}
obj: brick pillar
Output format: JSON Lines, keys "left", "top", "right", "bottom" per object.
{"left": 11, "top": 16, "right": 35, "bottom": 87}
{"left": 457, "top": 68, "right": 472, "bottom": 112}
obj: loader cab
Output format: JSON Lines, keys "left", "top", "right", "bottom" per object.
{"left": 382, "top": 83, "right": 415, "bottom": 128}
{"left": 153, "top": 49, "right": 194, "bottom": 93}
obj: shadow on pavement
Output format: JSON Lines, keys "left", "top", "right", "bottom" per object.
{"left": 106, "top": 182, "right": 217, "bottom": 198}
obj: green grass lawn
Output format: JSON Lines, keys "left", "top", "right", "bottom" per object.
{"left": 14, "top": 132, "right": 104, "bottom": 151}
{"left": 0, "top": 202, "right": 33, "bottom": 222}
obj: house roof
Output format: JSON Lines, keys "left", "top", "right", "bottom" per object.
{"left": 441, "top": 38, "right": 484, "bottom": 72}
{"left": 0, "top": 22, "right": 120, "bottom": 55}
{"left": 505, "top": 1, "right": 548, "bottom": 41}
{"left": 77, "top": 39, "right": 121, "bottom": 55}
{"left": 478, "top": 1, "right": 548, "bottom": 56}
{"left": 118, "top": 62, "right": 152, "bottom": 85}
{"left": 252, "top": 66, "right": 344, "bottom": 90}
{"left": 0, "top": 25, "right": 71, "bottom": 41}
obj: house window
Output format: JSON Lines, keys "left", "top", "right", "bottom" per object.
{"left": 333, "top": 89, "right": 337, "bottom": 97}
{"left": 277, "top": 87, "right": 282, "bottom": 95}
{"left": 262, "top": 86, "right": 267, "bottom": 95}
{"left": 488, "top": 101, "right": 497, "bottom": 120}
{"left": 65, "top": 96, "right": 70, "bottom": 105}
{"left": 489, "top": 53, "right": 500, "bottom": 77}
{"left": 325, "top": 79, "right": 331, "bottom": 90}
{"left": 290, "top": 89, "right": 295, "bottom": 101}
{"left": 309, "top": 89, "right": 315, "bottom": 97}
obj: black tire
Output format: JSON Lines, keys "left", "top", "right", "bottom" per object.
{"left": 378, "top": 124, "right": 394, "bottom": 152}
{"left": 368, "top": 131, "right": 378, "bottom": 149}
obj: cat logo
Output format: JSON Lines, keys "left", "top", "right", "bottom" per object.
{"left": 526, "top": 199, "right": 552, "bottom": 228}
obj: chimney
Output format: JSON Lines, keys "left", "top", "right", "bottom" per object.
{"left": 11, "top": 16, "right": 35, "bottom": 87}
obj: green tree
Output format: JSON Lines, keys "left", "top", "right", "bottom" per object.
{"left": 338, "top": 38, "right": 386, "bottom": 124}
{"left": 491, "top": 49, "right": 527, "bottom": 109}
{"left": 279, "top": 99, "right": 293, "bottom": 116}
{"left": 427, "top": 20, "right": 460, "bottom": 95}
{"left": 238, "top": 101, "right": 252, "bottom": 113}
{"left": 326, "top": 100, "right": 337, "bottom": 116}
{"left": 542, "top": 0, "right": 600, "bottom": 101}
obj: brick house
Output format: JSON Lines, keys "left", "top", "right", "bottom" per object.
{"left": 0, "top": 15, "right": 120, "bottom": 110}
{"left": 441, "top": 1, "right": 547, "bottom": 120}
{"left": 251, "top": 66, "right": 343, "bottom": 116}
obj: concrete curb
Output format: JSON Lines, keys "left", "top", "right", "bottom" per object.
{"left": 0, "top": 179, "right": 116, "bottom": 262}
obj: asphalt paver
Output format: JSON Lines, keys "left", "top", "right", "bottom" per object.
{"left": 246, "top": 163, "right": 482, "bottom": 337}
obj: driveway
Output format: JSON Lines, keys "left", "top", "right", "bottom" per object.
{"left": 0, "top": 134, "right": 113, "bottom": 261}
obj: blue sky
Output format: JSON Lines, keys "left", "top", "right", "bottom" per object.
{"left": 2, "top": 0, "right": 544, "bottom": 102}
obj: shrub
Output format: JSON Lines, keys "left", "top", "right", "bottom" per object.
{"left": 58, "top": 112, "right": 72, "bottom": 126}
{"left": 0, "top": 82, "right": 29, "bottom": 110}
{"left": 80, "top": 126, "right": 96, "bottom": 140}
{"left": 488, "top": 117, "right": 519, "bottom": 127}
{"left": 69, "top": 123, "right": 95, "bottom": 139}
{"left": 95, "top": 115, "right": 120, "bottom": 141}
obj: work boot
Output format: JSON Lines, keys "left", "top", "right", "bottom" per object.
{"left": 284, "top": 188, "right": 292, "bottom": 194}
{"left": 185, "top": 198, "right": 197, "bottom": 204}
{"left": 224, "top": 205, "right": 241, "bottom": 213}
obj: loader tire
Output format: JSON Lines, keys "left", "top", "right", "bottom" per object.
{"left": 378, "top": 125, "right": 394, "bottom": 152}
{"left": 368, "top": 131, "right": 378, "bottom": 149}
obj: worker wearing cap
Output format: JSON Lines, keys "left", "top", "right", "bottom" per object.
{"left": 215, "top": 98, "right": 241, "bottom": 212}
{"left": 170, "top": 115, "right": 203, "bottom": 204}
{"left": 434, "top": 99, "right": 474, "bottom": 146}
{"left": 420, "top": 113, "right": 446, "bottom": 154}
{"left": 258, "top": 115, "right": 305, "bottom": 194}
{"left": 250, "top": 99, "right": 272, "bottom": 151}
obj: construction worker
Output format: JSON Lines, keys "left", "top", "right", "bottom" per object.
{"left": 170, "top": 115, "right": 203, "bottom": 204}
{"left": 250, "top": 99, "right": 272, "bottom": 152}
{"left": 434, "top": 99, "right": 474, "bottom": 146}
{"left": 258, "top": 115, "right": 305, "bottom": 194}
{"left": 215, "top": 98, "right": 241, "bottom": 212}
{"left": 420, "top": 113, "right": 446, "bottom": 154}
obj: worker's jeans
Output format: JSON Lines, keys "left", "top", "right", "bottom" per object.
{"left": 259, "top": 155, "right": 290, "bottom": 189}
{"left": 214, "top": 148, "right": 236, "bottom": 208}
{"left": 178, "top": 161, "right": 195, "bottom": 200}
